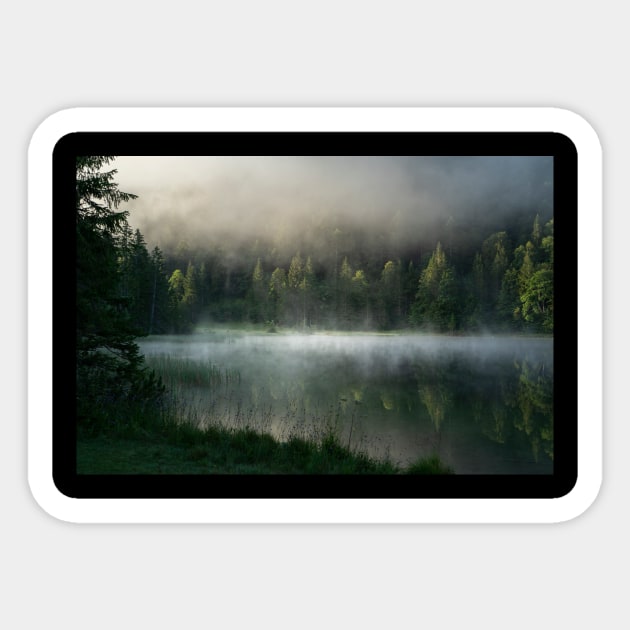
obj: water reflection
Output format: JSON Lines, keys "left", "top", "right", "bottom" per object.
{"left": 139, "top": 333, "right": 553, "bottom": 474}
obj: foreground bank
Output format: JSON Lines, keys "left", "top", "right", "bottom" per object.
{"left": 77, "top": 418, "right": 453, "bottom": 475}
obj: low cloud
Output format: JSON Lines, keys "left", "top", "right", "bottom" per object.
{"left": 114, "top": 155, "right": 552, "bottom": 255}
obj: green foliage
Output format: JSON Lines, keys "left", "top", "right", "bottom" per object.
{"left": 168, "top": 268, "right": 185, "bottom": 299}
{"left": 183, "top": 262, "right": 199, "bottom": 322}
{"left": 471, "top": 216, "right": 554, "bottom": 333}
{"left": 497, "top": 267, "right": 522, "bottom": 327}
{"left": 77, "top": 407, "right": 436, "bottom": 475}
{"left": 268, "top": 267, "right": 287, "bottom": 322}
{"left": 249, "top": 258, "right": 268, "bottom": 323}
{"left": 531, "top": 213, "right": 542, "bottom": 247}
{"left": 148, "top": 246, "right": 173, "bottom": 333}
{"left": 76, "top": 156, "right": 164, "bottom": 431}
{"left": 76, "top": 156, "right": 137, "bottom": 225}
{"left": 253, "top": 258, "right": 264, "bottom": 284}
{"left": 472, "top": 231, "right": 511, "bottom": 324}
{"left": 521, "top": 269, "right": 554, "bottom": 331}
{"left": 286, "top": 252, "right": 309, "bottom": 326}
{"left": 406, "top": 455, "right": 454, "bottom": 475}
{"left": 287, "top": 252, "right": 304, "bottom": 289}
{"left": 167, "top": 269, "right": 190, "bottom": 332}
{"left": 124, "top": 209, "right": 553, "bottom": 334}
{"left": 410, "top": 243, "right": 460, "bottom": 331}
{"left": 378, "top": 260, "right": 402, "bottom": 329}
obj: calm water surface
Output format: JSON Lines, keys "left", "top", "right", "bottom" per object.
{"left": 139, "top": 332, "right": 553, "bottom": 474}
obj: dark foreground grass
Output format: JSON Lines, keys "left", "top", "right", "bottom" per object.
{"left": 77, "top": 419, "right": 454, "bottom": 475}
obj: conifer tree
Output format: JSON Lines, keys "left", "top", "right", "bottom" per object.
{"left": 410, "top": 242, "right": 458, "bottom": 331}
{"left": 76, "top": 156, "right": 162, "bottom": 429}
{"left": 379, "top": 260, "right": 402, "bottom": 329}
{"left": 338, "top": 256, "right": 353, "bottom": 327}
{"left": 287, "top": 252, "right": 304, "bottom": 325}
{"left": 183, "top": 262, "right": 199, "bottom": 324}
{"left": 148, "top": 246, "right": 172, "bottom": 333}
{"left": 269, "top": 267, "right": 287, "bottom": 323}
{"left": 250, "top": 258, "right": 267, "bottom": 323}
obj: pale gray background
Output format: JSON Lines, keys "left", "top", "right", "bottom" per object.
{"left": 6, "top": 1, "right": 620, "bottom": 628}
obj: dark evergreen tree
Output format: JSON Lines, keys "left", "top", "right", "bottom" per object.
{"left": 76, "top": 156, "right": 163, "bottom": 430}
{"left": 338, "top": 256, "right": 354, "bottom": 328}
{"left": 183, "top": 262, "right": 199, "bottom": 324}
{"left": 148, "top": 246, "right": 174, "bottom": 333}
{"left": 287, "top": 252, "right": 304, "bottom": 326}
{"left": 249, "top": 258, "right": 268, "bottom": 323}
{"left": 410, "top": 242, "right": 459, "bottom": 332}
{"left": 300, "top": 256, "right": 316, "bottom": 328}
{"left": 268, "top": 267, "right": 287, "bottom": 324}
{"left": 128, "top": 229, "right": 154, "bottom": 333}
{"left": 379, "top": 260, "right": 402, "bottom": 329}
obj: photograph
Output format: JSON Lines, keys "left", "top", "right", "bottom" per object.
{"left": 55, "top": 131, "right": 575, "bottom": 501}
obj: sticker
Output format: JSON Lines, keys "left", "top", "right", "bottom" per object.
{"left": 28, "top": 107, "right": 602, "bottom": 522}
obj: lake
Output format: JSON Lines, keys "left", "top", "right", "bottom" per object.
{"left": 138, "top": 331, "right": 553, "bottom": 474}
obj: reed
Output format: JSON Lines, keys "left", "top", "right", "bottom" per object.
{"left": 145, "top": 355, "right": 241, "bottom": 388}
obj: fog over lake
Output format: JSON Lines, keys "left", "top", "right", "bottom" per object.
{"left": 139, "top": 332, "right": 554, "bottom": 474}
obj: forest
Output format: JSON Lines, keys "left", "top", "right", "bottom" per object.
{"left": 119, "top": 207, "right": 553, "bottom": 336}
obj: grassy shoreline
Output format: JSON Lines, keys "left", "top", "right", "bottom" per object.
{"left": 77, "top": 417, "right": 454, "bottom": 475}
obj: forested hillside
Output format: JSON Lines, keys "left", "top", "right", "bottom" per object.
{"left": 78, "top": 155, "right": 553, "bottom": 341}
{"left": 123, "top": 211, "right": 553, "bottom": 334}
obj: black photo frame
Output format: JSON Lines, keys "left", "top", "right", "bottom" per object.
{"left": 52, "top": 130, "right": 577, "bottom": 502}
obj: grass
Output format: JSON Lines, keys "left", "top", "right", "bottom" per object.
{"left": 405, "top": 455, "right": 455, "bottom": 475}
{"left": 77, "top": 424, "right": 453, "bottom": 475}
{"left": 77, "top": 397, "right": 454, "bottom": 475}
{"left": 144, "top": 355, "right": 241, "bottom": 388}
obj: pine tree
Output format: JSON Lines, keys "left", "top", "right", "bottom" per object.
{"left": 269, "top": 267, "right": 287, "bottom": 324}
{"left": 168, "top": 268, "right": 188, "bottom": 332}
{"left": 299, "top": 256, "right": 315, "bottom": 328}
{"left": 379, "top": 260, "right": 401, "bottom": 329}
{"left": 183, "top": 262, "right": 199, "bottom": 324}
{"left": 486, "top": 232, "right": 510, "bottom": 310}
{"left": 76, "top": 157, "right": 163, "bottom": 429}
{"left": 287, "top": 252, "right": 304, "bottom": 326}
{"left": 338, "top": 257, "right": 354, "bottom": 327}
{"left": 351, "top": 269, "right": 370, "bottom": 327}
{"left": 531, "top": 213, "right": 542, "bottom": 247}
{"left": 148, "top": 246, "right": 172, "bottom": 333}
{"left": 250, "top": 258, "right": 267, "bottom": 323}
{"left": 410, "top": 242, "right": 459, "bottom": 331}
{"left": 129, "top": 229, "right": 153, "bottom": 333}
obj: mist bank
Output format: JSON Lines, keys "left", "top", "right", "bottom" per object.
{"left": 115, "top": 155, "right": 553, "bottom": 258}
{"left": 140, "top": 331, "right": 554, "bottom": 376}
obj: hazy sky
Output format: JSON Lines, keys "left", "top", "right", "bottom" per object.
{"left": 113, "top": 155, "right": 552, "bottom": 253}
